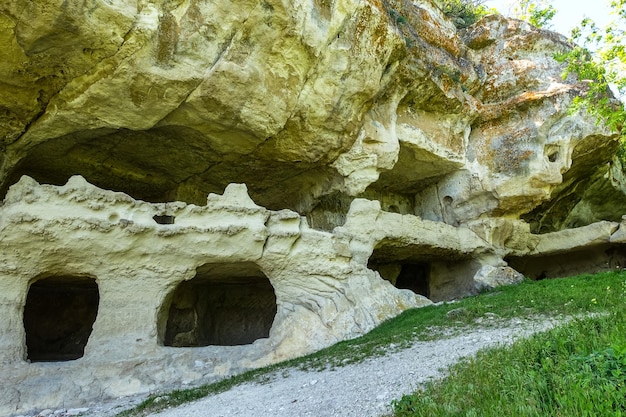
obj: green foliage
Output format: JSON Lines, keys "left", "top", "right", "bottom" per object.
{"left": 512, "top": 0, "right": 557, "bottom": 28}
{"left": 391, "top": 272, "right": 626, "bottom": 416}
{"left": 433, "top": 0, "right": 492, "bottom": 29}
{"left": 392, "top": 310, "right": 626, "bottom": 416}
{"left": 554, "top": 0, "right": 626, "bottom": 161}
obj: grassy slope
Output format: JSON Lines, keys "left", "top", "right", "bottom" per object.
{"left": 120, "top": 271, "right": 626, "bottom": 416}
{"left": 391, "top": 271, "right": 626, "bottom": 416}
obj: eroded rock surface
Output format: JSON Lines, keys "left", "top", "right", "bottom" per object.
{"left": 1, "top": 0, "right": 626, "bottom": 414}
{"left": 2, "top": 0, "right": 622, "bottom": 222}
{"left": 0, "top": 176, "right": 438, "bottom": 415}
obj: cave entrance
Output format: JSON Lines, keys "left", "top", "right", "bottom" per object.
{"left": 395, "top": 263, "right": 430, "bottom": 297}
{"left": 162, "top": 262, "right": 277, "bottom": 347}
{"left": 369, "top": 261, "right": 431, "bottom": 298}
{"left": 23, "top": 275, "right": 99, "bottom": 362}
{"left": 367, "top": 241, "right": 479, "bottom": 301}
{"left": 505, "top": 244, "right": 626, "bottom": 280}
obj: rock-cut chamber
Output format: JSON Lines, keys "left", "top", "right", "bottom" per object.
{"left": 23, "top": 275, "right": 100, "bottom": 362}
{"left": 161, "top": 262, "right": 277, "bottom": 347}
{"left": 368, "top": 261, "right": 431, "bottom": 298}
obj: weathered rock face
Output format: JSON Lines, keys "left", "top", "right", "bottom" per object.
{"left": 1, "top": 0, "right": 626, "bottom": 414}
{"left": 2, "top": 0, "right": 621, "bottom": 220}
{"left": 0, "top": 176, "right": 462, "bottom": 414}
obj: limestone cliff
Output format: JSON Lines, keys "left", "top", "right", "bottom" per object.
{"left": 1, "top": 0, "right": 622, "bottom": 224}
{"left": 2, "top": 0, "right": 626, "bottom": 414}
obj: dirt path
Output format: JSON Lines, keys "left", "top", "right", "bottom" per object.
{"left": 68, "top": 315, "right": 564, "bottom": 417}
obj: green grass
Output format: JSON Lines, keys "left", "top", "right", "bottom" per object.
{"left": 118, "top": 271, "right": 626, "bottom": 417}
{"left": 391, "top": 272, "right": 626, "bottom": 416}
{"left": 391, "top": 312, "right": 626, "bottom": 416}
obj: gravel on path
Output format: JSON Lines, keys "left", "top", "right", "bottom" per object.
{"left": 70, "top": 315, "right": 565, "bottom": 417}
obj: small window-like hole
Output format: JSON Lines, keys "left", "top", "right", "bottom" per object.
{"left": 548, "top": 152, "right": 558, "bottom": 162}
{"left": 153, "top": 215, "right": 175, "bottom": 224}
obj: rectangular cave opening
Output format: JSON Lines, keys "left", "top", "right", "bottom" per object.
{"left": 396, "top": 263, "right": 431, "bottom": 298}
{"left": 23, "top": 275, "right": 99, "bottom": 362}
{"left": 162, "top": 263, "right": 277, "bottom": 347}
{"left": 368, "top": 243, "right": 479, "bottom": 301}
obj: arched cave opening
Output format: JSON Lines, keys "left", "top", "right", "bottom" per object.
{"left": 23, "top": 275, "right": 99, "bottom": 362}
{"left": 368, "top": 260, "right": 431, "bottom": 298}
{"left": 161, "top": 262, "right": 277, "bottom": 347}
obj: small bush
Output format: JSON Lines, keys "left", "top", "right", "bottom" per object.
{"left": 433, "top": 0, "right": 491, "bottom": 29}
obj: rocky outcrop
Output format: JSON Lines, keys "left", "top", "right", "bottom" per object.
{"left": 505, "top": 220, "right": 626, "bottom": 279}
{"left": 3, "top": 176, "right": 626, "bottom": 415}
{"left": 1, "top": 0, "right": 626, "bottom": 414}
{"left": 473, "top": 265, "right": 525, "bottom": 292}
{"left": 2, "top": 0, "right": 622, "bottom": 221}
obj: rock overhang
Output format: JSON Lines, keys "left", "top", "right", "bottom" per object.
{"left": 1, "top": 0, "right": 620, "bottom": 225}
